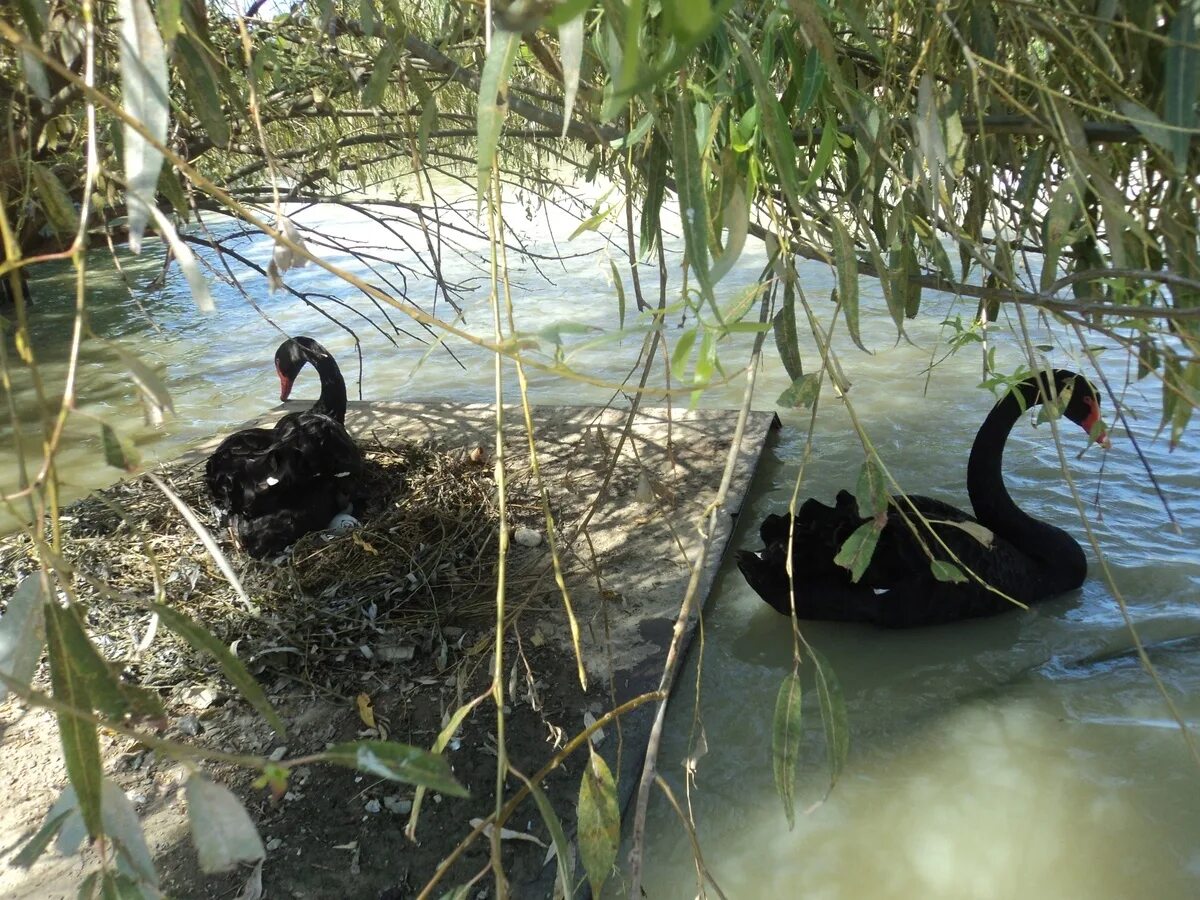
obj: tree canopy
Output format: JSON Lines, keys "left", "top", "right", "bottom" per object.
{"left": 3, "top": 1, "right": 1198, "bottom": 440}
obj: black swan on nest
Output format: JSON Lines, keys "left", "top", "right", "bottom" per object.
{"left": 737, "top": 369, "right": 1110, "bottom": 628}
{"left": 204, "top": 336, "right": 363, "bottom": 558}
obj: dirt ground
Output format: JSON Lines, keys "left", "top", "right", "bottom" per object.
{"left": 0, "top": 402, "right": 774, "bottom": 899}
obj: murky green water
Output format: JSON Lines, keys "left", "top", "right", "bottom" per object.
{"left": 4, "top": 193, "right": 1197, "bottom": 898}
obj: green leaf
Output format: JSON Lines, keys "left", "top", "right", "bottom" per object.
{"left": 734, "top": 30, "right": 805, "bottom": 215}
{"left": 30, "top": 163, "right": 78, "bottom": 236}
{"left": 799, "top": 115, "right": 838, "bottom": 197}
{"left": 0, "top": 573, "right": 47, "bottom": 702}
{"left": 831, "top": 217, "right": 865, "bottom": 351}
{"left": 577, "top": 746, "right": 620, "bottom": 898}
{"left": 1164, "top": 1, "right": 1200, "bottom": 171}
{"left": 406, "top": 697, "right": 480, "bottom": 838}
{"left": 617, "top": 0, "right": 644, "bottom": 97}
{"left": 149, "top": 603, "right": 284, "bottom": 735}
{"left": 833, "top": 521, "right": 880, "bottom": 583}
{"left": 149, "top": 210, "right": 215, "bottom": 312}
{"left": 690, "top": 329, "right": 717, "bottom": 405}
{"left": 436, "top": 888, "right": 471, "bottom": 900}
{"left": 810, "top": 649, "right": 849, "bottom": 792}
{"left": 930, "top": 560, "right": 967, "bottom": 583}
{"left": 362, "top": 31, "right": 401, "bottom": 107}
{"left": 671, "top": 328, "right": 697, "bottom": 380}
{"left": 1118, "top": 100, "right": 1174, "bottom": 160}
{"left": 101, "top": 778, "right": 157, "bottom": 888}
{"left": 664, "top": 0, "right": 713, "bottom": 42}
{"left": 639, "top": 134, "right": 669, "bottom": 255}
{"left": 558, "top": 11, "right": 585, "bottom": 137}
{"left": 776, "top": 373, "right": 820, "bottom": 409}
{"left": 359, "top": 0, "right": 377, "bottom": 37}
{"left": 156, "top": 0, "right": 182, "bottom": 42}
{"left": 794, "top": 49, "right": 825, "bottom": 118}
{"left": 476, "top": 29, "right": 521, "bottom": 204}
{"left": 101, "top": 423, "right": 140, "bottom": 472}
{"left": 1040, "top": 179, "right": 1079, "bottom": 292}
{"left": 117, "top": 0, "right": 169, "bottom": 251}
{"left": 544, "top": 0, "right": 592, "bottom": 28}
{"left": 174, "top": 34, "right": 229, "bottom": 149}
{"left": 568, "top": 203, "right": 619, "bottom": 239}
{"left": 528, "top": 778, "right": 574, "bottom": 899}
{"left": 671, "top": 95, "right": 716, "bottom": 312}
{"left": 186, "top": 775, "right": 265, "bottom": 874}
{"left": 610, "top": 260, "right": 627, "bottom": 329}
{"left": 97, "top": 871, "right": 144, "bottom": 899}
{"left": 611, "top": 112, "right": 656, "bottom": 150}
{"left": 15, "top": 0, "right": 46, "bottom": 42}
{"left": 45, "top": 603, "right": 104, "bottom": 840}
{"left": 854, "top": 458, "right": 888, "bottom": 521}
{"left": 773, "top": 270, "right": 803, "bottom": 382}
{"left": 407, "top": 66, "right": 438, "bottom": 161}
{"left": 156, "top": 167, "right": 189, "bottom": 222}
{"left": 771, "top": 673, "right": 803, "bottom": 829}
{"left": 102, "top": 339, "right": 174, "bottom": 426}
{"left": 322, "top": 740, "right": 467, "bottom": 796}
{"left": 710, "top": 182, "right": 749, "bottom": 284}
{"left": 42, "top": 601, "right": 165, "bottom": 725}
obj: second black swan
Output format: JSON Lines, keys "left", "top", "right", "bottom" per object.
{"left": 737, "top": 369, "right": 1109, "bottom": 627}
{"left": 205, "top": 336, "right": 363, "bottom": 557}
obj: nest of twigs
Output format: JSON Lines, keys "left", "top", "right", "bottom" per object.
{"left": 0, "top": 434, "right": 550, "bottom": 694}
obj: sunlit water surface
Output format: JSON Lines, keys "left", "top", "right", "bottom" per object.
{"left": 4, "top": 189, "right": 1198, "bottom": 898}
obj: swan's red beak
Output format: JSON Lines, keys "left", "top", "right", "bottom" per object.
{"left": 277, "top": 363, "right": 294, "bottom": 402}
{"left": 1080, "top": 397, "right": 1110, "bottom": 449}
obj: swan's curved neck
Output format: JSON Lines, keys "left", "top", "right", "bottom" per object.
{"left": 309, "top": 356, "right": 348, "bottom": 424}
{"left": 966, "top": 383, "right": 1085, "bottom": 586}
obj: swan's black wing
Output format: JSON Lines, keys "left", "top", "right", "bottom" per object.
{"left": 231, "top": 411, "right": 362, "bottom": 518}
{"left": 232, "top": 477, "right": 346, "bottom": 558}
{"left": 739, "top": 490, "right": 1059, "bottom": 626}
{"left": 204, "top": 427, "right": 276, "bottom": 518}
{"left": 269, "top": 411, "right": 362, "bottom": 482}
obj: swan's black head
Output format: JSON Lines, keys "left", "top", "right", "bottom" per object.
{"left": 274, "top": 336, "right": 331, "bottom": 401}
{"left": 1032, "top": 369, "right": 1109, "bottom": 448}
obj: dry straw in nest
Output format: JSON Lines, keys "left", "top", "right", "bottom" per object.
{"left": 0, "top": 438, "right": 548, "bottom": 694}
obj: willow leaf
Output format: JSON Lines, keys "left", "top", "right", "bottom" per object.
{"left": 362, "top": 30, "right": 401, "bottom": 108}
{"left": 322, "top": 740, "right": 467, "bottom": 796}
{"left": 1164, "top": 2, "right": 1200, "bottom": 171}
{"left": 0, "top": 573, "right": 47, "bottom": 702}
{"left": 186, "top": 775, "right": 265, "bottom": 874}
{"left": 831, "top": 217, "right": 865, "bottom": 351}
{"left": 558, "top": 12, "right": 584, "bottom": 137}
{"left": 710, "top": 181, "right": 749, "bottom": 284}
{"left": 810, "top": 648, "right": 849, "bottom": 793}
{"left": 117, "top": 0, "right": 169, "bottom": 252}
{"left": 772, "top": 673, "right": 803, "bottom": 829}
{"left": 175, "top": 34, "right": 229, "bottom": 148}
{"left": 577, "top": 747, "right": 620, "bottom": 898}
{"left": 150, "top": 602, "right": 284, "bottom": 735}
{"left": 476, "top": 29, "right": 521, "bottom": 204}
{"left": 45, "top": 603, "right": 104, "bottom": 839}
{"left": 671, "top": 95, "right": 715, "bottom": 312}
{"left": 833, "top": 521, "right": 880, "bottom": 583}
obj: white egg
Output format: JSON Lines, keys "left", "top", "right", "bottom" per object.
{"left": 327, "top": 512, "right": 360, "bottom": 533}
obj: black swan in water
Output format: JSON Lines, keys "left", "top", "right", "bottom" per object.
{"left": 737, "top": 369, "right": 1110, "bottom": 627}
{"left": 204, "top": 336, "right": 363, "bottom": 558}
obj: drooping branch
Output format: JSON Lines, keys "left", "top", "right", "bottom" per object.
{"left": 401, "top": 33, "right": 624, "bottom": 147}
